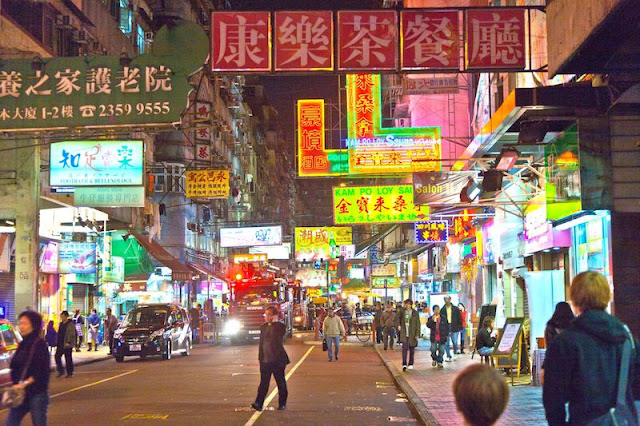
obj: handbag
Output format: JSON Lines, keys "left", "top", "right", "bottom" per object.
{"left": 322, "top": 339, "right": 328, "bottom": 352}
{"left": 1, "top": 338, "right": 38, "bottom": 409}
{"left": 586, "top": 325, "right": 639, "bottom": 426}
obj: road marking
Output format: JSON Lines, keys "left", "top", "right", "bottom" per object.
{"left": 388, "top": 416, "right": 417, "bottom": 423}
{"left": 244, "top": 346, "right": 314, "bottom": 426}
{"left": 344, "top": 406, "right": 383, "bottom": 412}
{"left": 50, "top": 370, "right": 138, "bottom": 398}
{"left": 395, "top": 398, "right": 409, "bottom": 403}
{"left": 122, "top": 414, "right": 169, "bottom": 420}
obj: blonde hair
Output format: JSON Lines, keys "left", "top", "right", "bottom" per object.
{"left": 569, "top": 271, "right": 610, "bottom": 312}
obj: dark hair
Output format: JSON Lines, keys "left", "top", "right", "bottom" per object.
{"left": 19, "top": 310, "right": 43, "bottom": 335}
{"left": 91, "top": 309, "right": 97, "bottom": 314}
{"left": 432, "top": 304, "right": 440, "bottom": 311}
{"left": 453, "top": 364, "right": 509, "bottom": 426}
{"left": 549, "top": 302, "right": 574, "bottom": 329}
{"left": 265, "top": 306, "right": 279, "bottom": 316}
{"left": 483, "top": 316, "right": 494, "bottom": 329}
{"left": 458, "top": 302, "right": 466, "bottom": 310}
{"left": 403, "top": 299, "right": 413, "bottom": 305}
{"left": 60, "top": 310, "right": 69, "bottom": 317}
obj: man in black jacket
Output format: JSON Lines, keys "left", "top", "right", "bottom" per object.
{"left": 440, "top": 296, "right": 463, "bottom": 360}
{"left": 252, "top": 306, "right": 290, "bottom": 412}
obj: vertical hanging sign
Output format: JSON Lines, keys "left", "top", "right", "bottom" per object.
{"left": 337, "top": 10, "right": 398, "bottom": 71}
{"left": 211, "top": 12, "right": 272, "bottom": 72}
{"left": 401, "top": 10, "right": 460, "bottom": 70}
{"left": 274, "top": 11, "right": 334, "bottom": 71}
{"left": 465, "top": 9, "right": 526, "bottom": 70}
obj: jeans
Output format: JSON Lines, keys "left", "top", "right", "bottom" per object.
{"left": 326, "top": 336, "right": 340, "bottom": 360}
{"left": 55, "top": 347, "right": 73, "bottom": 375}
{"left": 445, "top": 331, "right": 460, "bottom": 358}
{"left": 402, "top": 342, "right": 415, "bottom": 366}
{"left": 478, "top": 346, "right": 494, "bottom": 356}
{"left": 254, "top": 362, "right": 287, "bottom": 408}
{"left": 376, "top": 326, "right": 383, "bottom": 344}
{"left": 460, "top": 327, "right": 466, "bottom": 350}
{"left": 75, "top": 334, "right": 83, "bottom": 351}
{"left": 6, "top": 391, "right": 48, "bottom": 426}
{"left": 431, "top": 341, "right": 443, "bottom": 363}
{"left": 382, "top": 327, "right": 395, "bottom": 350}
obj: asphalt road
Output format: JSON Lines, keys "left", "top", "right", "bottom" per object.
{"left": 0, "top": 333, "right": 419, "bottom": 425}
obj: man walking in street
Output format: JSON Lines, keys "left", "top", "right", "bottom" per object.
{"left": 397, "top": 299, "right": 421, "bottom": 371}
{"left": 87, "top": 309, "right": 100, "bottom": 351}
{"left": 55, "top": 311, "right": 76, "bottom": 378}
{"left": 322, "top": 308, "right": 346, "bottom": 362}
{"left": 381, "top": 304, "right": 397, "bottom": 350}
{"left": 441, "top": 296, "right": 463, "bottom": 361}
{"left": 373, "top": 302, "right": 383, "bottom": 344}
{"left": 72, "top": 309, "right": 84, "bottom": 352}
{"left": 252, "top": 306, "right": 289, "bottom": 411}
{"left": 104, "top": 308, "right": 119, "bottom": 355}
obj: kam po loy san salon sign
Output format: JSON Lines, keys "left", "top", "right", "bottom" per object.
{"left": 50, "top": 140, "right": 144, "bottom": 187}
{"left": 211, "top": 8, "right": 534, "bottom": 73}
{"left": 0, "top": 20, "right": 209, "bottom": 131}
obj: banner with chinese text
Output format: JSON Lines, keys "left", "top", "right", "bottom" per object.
{"left": 401, "top": 10, "right": 459, "bottom": 70}
{"left": 371, "top": 277, "right": 401, "bottom": 289}
{"left": 333, "top": 185, "right": 429, "bottom": 224}
{"left": 58, "top": 242, "right": 97, "bottom": 274}
{"left": 337, "top": 10, "right": 397, "bottom": 71}
{"left": 74, "top": 186, "right": 145, "bottom": 207}
{"left": 465, "top": 9, "right": 526, "bottom": 70}
{"left": 295, "top": 227, "right": 352, "bottom": 262}
{"left": 185, "top": 169, "right": 229, "bottom": 199}
{"left": 415, "top": 221, "right": 449, "bottom": 244}
{"left": 275, "top": 11, "right": 333, "bottom": 71}
{"left": 211, "top": 12, "right": 271, "bottom": 72}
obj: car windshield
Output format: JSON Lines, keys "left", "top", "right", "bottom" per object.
{"left": 235, "top": 285, "right": 278, "bottom": 305}
{"left": 122, "top": 308, "right": 168, "bottom": 327}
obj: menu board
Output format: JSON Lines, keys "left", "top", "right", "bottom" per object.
{"left": 493, "top": 317, "right": 524, "bottom": 356}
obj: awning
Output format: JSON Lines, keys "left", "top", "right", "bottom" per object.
{"left": 188, "top": 262, "right": 228, "bottom": 283}
{"left": 355, "top": 224, "right": 398, "bottom": 257}
{"left": 388, "top": 244, "right": 431, "bottom": 261}
{"left": 128, "top": 230, "right": 196, "bottom": 281}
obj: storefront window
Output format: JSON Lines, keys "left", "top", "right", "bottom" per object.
{"left": 572, "top": 211, "right": 612, "bottom": 282}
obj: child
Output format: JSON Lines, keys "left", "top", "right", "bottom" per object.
{"left": 45, "top": 320, "right": 57, "bottom": 354}
{"left": 427, "top": 305, "right": 448, "bottom": 368}
{"left": 453, "top": 364, "right": 510, "bottom": 426}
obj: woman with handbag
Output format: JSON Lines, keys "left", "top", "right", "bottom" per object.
{"left": 5, "top": 310, "right": 50, "bottom": 426}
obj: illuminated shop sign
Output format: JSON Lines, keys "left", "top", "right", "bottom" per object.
{"left": 295, "top": 227, "right": 352, "bottom": 262}
{"left": 220, "top": 226, "right": 282, "bottom": 248}
{"left": 415, "top": 221, "right": 449, "bottom": 244}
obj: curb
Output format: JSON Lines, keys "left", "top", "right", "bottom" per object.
{"left": 48, "top": 353, "right": 111, "bottom": 372}
{"left": 373, "top": 344, "right": 439, "bottom": 426}
{"left": 304, "top": 340, "right": 373, "bottom": 348}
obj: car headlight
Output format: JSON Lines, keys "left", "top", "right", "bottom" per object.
{"left": 150, "top": 329, "right": 164, "bottom": 340}
{"left": 224, "top": 320, "right": 241, "bottom": 335}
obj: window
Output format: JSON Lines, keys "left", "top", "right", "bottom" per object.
{"left": 119, "top": 0, "right": 132, "bottom": 34}
{"left": 136, "top": 24, "right": 145, "bottom": 54}
{"left": 150, "top": 164, "right": 186, "bottom": 193}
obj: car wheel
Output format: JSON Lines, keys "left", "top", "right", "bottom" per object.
{"left": 162, "top": 340, "right": 172, "bottom": 360}
{"left": 115, "top": 355, "right": 124, "bottom": 363}
{"left": 182, "top": 339, "right": 191, "bottom": 356}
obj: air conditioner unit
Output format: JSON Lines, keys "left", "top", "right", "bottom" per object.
{"left": 73, "top": 30, "right": 88, "bottom": 44}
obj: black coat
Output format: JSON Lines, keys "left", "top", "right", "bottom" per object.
{"left": 440, "top": 304, "right": 463, "bottom": 333}
{"left": 543, "top": 309, "right": 640, "bottom": 425}
{"left": 258, "top": 321, "right": 290, "bottom": 365}
{"left": 10, "top": 333, "right": 50, "bottom": 398}
{"left": 427, "top": 315, "right": 448, "bottom": 344}
{"left": 476, "top": 328, "right": 496, "bottom": 350}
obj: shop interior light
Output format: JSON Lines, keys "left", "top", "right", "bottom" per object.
{"left": 494, "top": 148, "right": 519, "bottom": 171}
{"left": 553, "top": 211, "right": 596, "bottom": 231}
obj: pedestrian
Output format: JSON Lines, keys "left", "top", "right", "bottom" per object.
{"left": 342, "top": 303, "right": 353, "bottom": 334}
{"left": 45, "top": 320, "right": 57, "bottom": 355}
{"left": 104, "top": 308, "right": 119, "bottom": 355}
{"left": 373, "top": 302, "right": 383, "bottom": 344}
{"left": 427, "top": 305, "right": 448, "bottom": 368}
{"left": 322, "top": 308, "right": 346, "bottom": 362}
{"left": 543, "top": 271, "right": 640, "bottom": 425}
{"left": 476, "top": 316, "right": 497, "bottom": 357}
{"left": 458, "top": 302, "right": 468, "bottom": 353}
{"left": 72, "top": 309, "right": 84, "bottom": 352}
{"left": 189, "top": 304, "right": 201, "bottom": 344}
{"left": 453, "top": 364, "right": 510, "bottom": 426}
{"left": 441, "top": 295, "right": 463, "bottom": 360}
{"left": 543, "top": 301, "right": 574, "bottom": 348}
{"left": 252, "top": 306, "right": 289, "bottom": 412}
{"left": 87, "top": 309, "right": 100, "bottom": 351}
{"left": 6, "top": 310, "right": 50, "bottom": 426}
{"left": 398, "top": 299, "right": 420, "bottom": 371}
{"left": 381, "top": 304, "right": 397, "bottom": 350}
{"left": 54, "top": 310, "right": 76, "bottom": 378}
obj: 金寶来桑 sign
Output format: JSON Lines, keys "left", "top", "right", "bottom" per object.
{"left": 333, "top": 185, "right": 428, "bottom": 225}
{"left": 50, "top": 140, "right": 144, "bottom": 187}
{"left": 295, "top": 227, "right": 352, "bottom": 262}
{"left": 185, "top": 170, "right": 229, "bottom": 199}
{"left": 74, "top": 186, "right": 145, "bottom": 207}
{"left": 220, "top": 226, "right": 282, "bottom": 248}
{"left": 415, "top": 221, "right": 449, "bottom": 244}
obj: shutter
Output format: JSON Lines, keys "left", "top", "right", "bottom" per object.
{"left": 0, "top": 267, "right": 16, "bottom": 321}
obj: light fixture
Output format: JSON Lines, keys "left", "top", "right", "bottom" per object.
{"left": 339, "top": 182, "right": 347, "bottom": 187}
{"left": 553, "top": 211, "right": 596, "bottom": 231}
{"left": 494, "top": 148, "right": 519, "bottom": 171}
{"left": 5, "top": 220, "right": 14, "bottom": 225}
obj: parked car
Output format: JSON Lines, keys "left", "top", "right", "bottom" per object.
{"left": 112, "top": 304, "right": 191, "bottom": 362}
{"left": 0, "top": 319, "right": 21, "bottom": 388}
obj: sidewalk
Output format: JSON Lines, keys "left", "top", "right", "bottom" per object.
{"left": 375, "top": 341, "right": 547, "bottom": 426}
{"left": 48, "top": 346, "right": 112, "bottom": 371}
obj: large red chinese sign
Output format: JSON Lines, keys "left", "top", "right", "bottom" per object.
{"left": 401, "top": 10, "right": 459, "bottom": 70}
{"left": 337, "top": 10, "right": 397, "bottom": 71}
{"left": 298, "top": 99, "right": 329, "bottom": 176}
{"left": 275, "top": 11, "right": 333, "bottom": 71}
{"left": 451, "top": 209, "right": 476, "bottom": 243}
{"left": 212, "top": 8, "right": 534, "bottom": 73}
{"left": 211, "top": 12, "right": 271, "bottom": 72}
{"left": 465, "top": 9, "right": 526, "bottom": 70}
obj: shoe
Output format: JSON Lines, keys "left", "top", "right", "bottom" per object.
{"left": 335, "top": 356, "right": 338, "bottom": 361}
{"left": 408, "top": 365, "right": 414, "bottom": 370}
{"left": 432, "top": 360, "right": 437, "bottom": 367}
{"left": 56, "top": 372, "right": 64, "bottom": 378}
{"left": 402, "top": 365, "right": 407, "bottom": 371}
{"left": 65, "top": 374, "right": 73, "bottom": 378}
{"left": 384, "top": 347, "right": 388, "bottom": 350}
{"left": 251, "top": 403, "right": 263, "bottom": 411}
{"left": 437, "top": 363, "right": 444, "bottom": 368}
{"left": 278, "top": 405, "right": 286, "bottom": 410}
{"left": 445, "top": 358, "right": 452, "bottom": 362}
{"left": 460, "top": 350, "right": 466, "bottom": 354}
{"left": 328, "top": 359, "right": 332, "bottom": 362}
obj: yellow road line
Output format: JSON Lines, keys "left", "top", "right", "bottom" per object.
{"left": 244, "top": 346, "right": 314, "bottom": 426}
